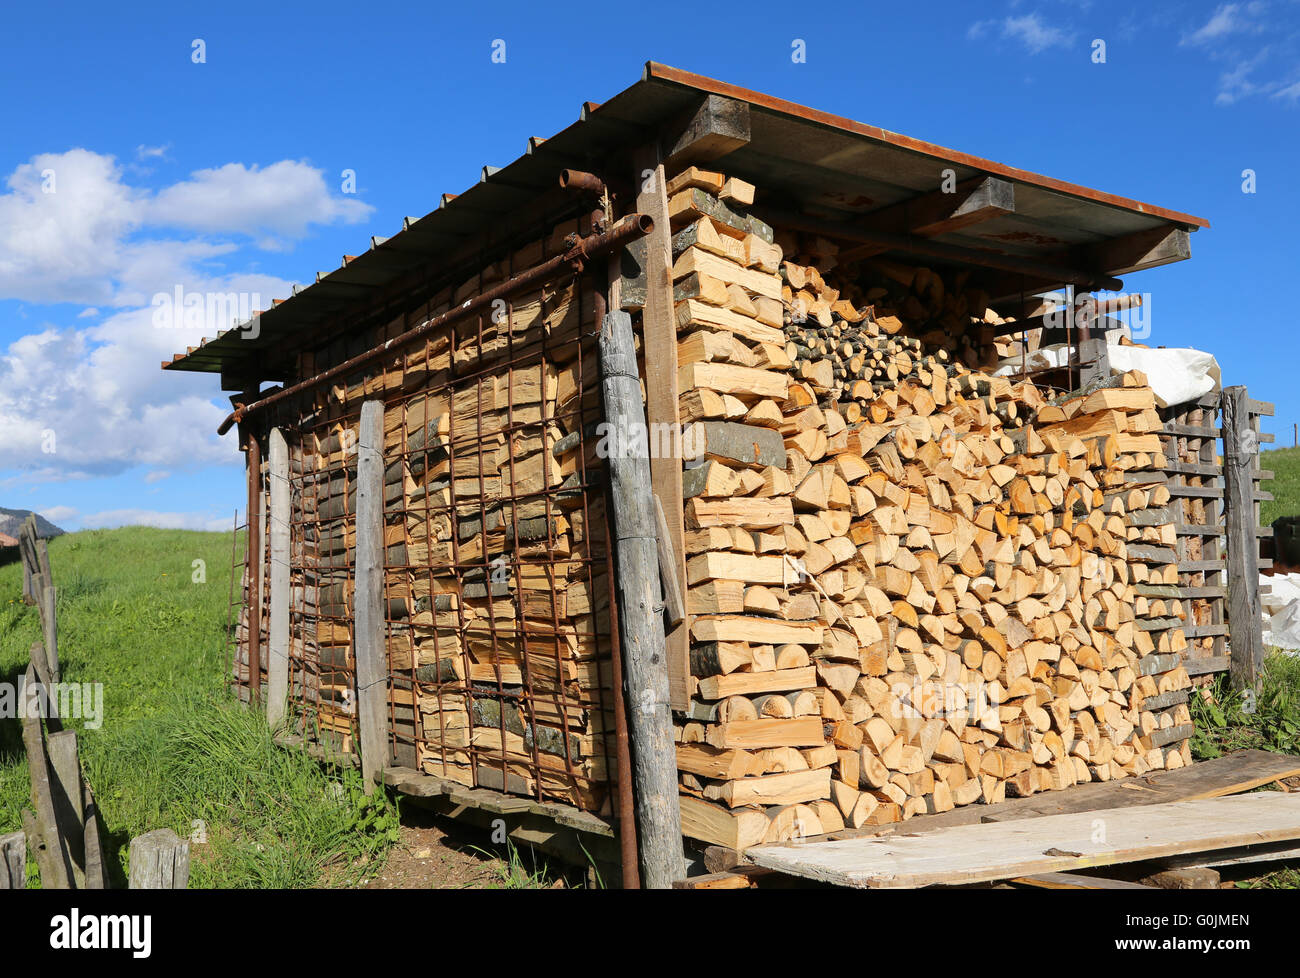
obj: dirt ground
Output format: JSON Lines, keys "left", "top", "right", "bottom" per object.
{"left": 358, "top": 806, "right": 575, "bottom": 889}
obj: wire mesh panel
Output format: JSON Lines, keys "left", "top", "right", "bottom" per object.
{"left": 248, "top": 215, "right": 617, "bottom": 814}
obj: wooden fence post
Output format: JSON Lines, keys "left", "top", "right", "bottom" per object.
{"left": 128, "top": 829, "right": 190, "bottom": 889}
{"left": 267, "top": 426, "right": 291, "bottom": 726}
{"left": 21, "top": 660, "right": 71, "bottom": 889}
{"left": 1223, "top": 385, "right": 1263, "bottom": 692}
{"left": 245, "top": 431, "right": 263, "bottom": 704}
{"left": 599, "top": 309, "right": 686, "bottom": 888}
{"left": 354, "top": 399, "right": 388, "bottom": 792}
{"left": 0, "top": 831, "right": 25, "bottom": 889}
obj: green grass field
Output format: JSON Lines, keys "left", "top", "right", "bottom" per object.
{"left": 0, "top": 527, "right": 398, "bottom": 888}
{"left": 1262, "top": 446, "right": 1300, "bottom": 527}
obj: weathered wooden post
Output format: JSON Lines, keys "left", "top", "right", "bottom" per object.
{"left": 354, "top": 399, "right": 388, "bottom": 792}
{"left": 599, "top": 308, "right": 686, "bottom": 888}
{"left": 267, "top": 426, "right": 291, "bottom": 726}
{"left": 0, "top": 831, "right": 25, "bottom": 888}
{"left": 46, "top": 730, "right": 87, "bottom": 888}
{"left": 245, "top": 429, "right": 263, "bottom": 704}
{"left": 1223, "top": 385, "right": 1263, "bottom": 692}
{"left": 128, "top": 829, "right": 190, "bottom": 889}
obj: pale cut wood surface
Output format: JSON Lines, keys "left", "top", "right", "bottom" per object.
{"left": 750, "top": 792, "right": 1300, "bottom": 888}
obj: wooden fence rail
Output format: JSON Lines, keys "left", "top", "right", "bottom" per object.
{"left": 12, "top": 514, "right": 186, "bottom": 888}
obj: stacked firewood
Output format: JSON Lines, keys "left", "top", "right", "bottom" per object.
{"left": 288, "top": 222, "right": 617, "bottom": 811}
{"left": 665, "top": 173, "right": 1193, "bottom": 852}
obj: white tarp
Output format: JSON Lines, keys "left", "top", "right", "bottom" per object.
{"left": 1262, "top": 572, "right": 1300, "bottom": 652}
{"left": 994, "top": 339, "right": 1221, "bottom": 409}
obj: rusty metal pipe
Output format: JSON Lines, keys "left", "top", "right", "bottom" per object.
{"left": 559, "top": 169, "right": 606, "bottom": 195}
{"left": 217, "top": 214, "right": 653, "bottom": 436}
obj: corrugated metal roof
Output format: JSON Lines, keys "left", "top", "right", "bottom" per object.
{"left": 164, "top": 62, "right": 1206, "bottom": 377}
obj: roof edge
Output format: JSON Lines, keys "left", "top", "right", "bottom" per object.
{"left": 644, "top": 62, "right": 1210, "bottom": 230}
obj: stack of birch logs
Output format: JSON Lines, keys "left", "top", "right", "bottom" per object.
{"left": 664, "top": 168, "right": 1193, "bottom": 852}
{"left": 288, "top": 216, "right": 616, "bottom": 812}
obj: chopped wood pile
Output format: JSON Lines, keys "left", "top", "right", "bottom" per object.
{"left": 665, "top": 169, "right": 1194, "bottom": 851}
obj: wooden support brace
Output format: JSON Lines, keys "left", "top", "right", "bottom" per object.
{"left": 634, "top": 146, "right": 691, "bottom": 711}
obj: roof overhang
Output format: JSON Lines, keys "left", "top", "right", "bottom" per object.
{"left": 164, "top": 62, "right": 1206, "bottom": 380}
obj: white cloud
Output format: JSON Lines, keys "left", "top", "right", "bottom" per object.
{"left": 39, "top": 505, "right": 79, "bottom": 524}
{"left": 968, "top": 12, "right": 1071, "bottom": 54}
{"left": 76, "top": 508, "right": 232, "bottom": 532}
{"left": 136, "top": 143, "right": 171, "bottom": 161}
{"left": 144, "top": 470, "right": 170, "bottom": 483}
{"left": 1182, "top": 2, "right": 1266, "bottom": 46}
{"left": 148, "top": 160, "right": 372, "bottom": 240}
{"left": 1003, "top": 13, "right": 1070, "bottom": 53}
{"left": 0, "top": 148, "right": 371, "bottom": 483}
{"left": 0, "top": 150, "right": 371, "bottom": 306}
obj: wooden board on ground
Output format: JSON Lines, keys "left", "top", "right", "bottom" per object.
{"left": 748, "top": 793, "right": 1300, "bottom": 888}
{"left": 827, "top": 749, "right": 1300, "bottom": 838}
{"left": 1008, "top": 872, "right": 1156, "bottom": 890}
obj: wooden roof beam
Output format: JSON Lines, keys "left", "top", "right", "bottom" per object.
{"left": 663, "top": 94, "right": 751, "bottom": 169}
{"left": 838, "top": 177, "right": 1015, "bottom": 263}
{"left": 1082, "top": 225, "right": 1191, "bottom": 277}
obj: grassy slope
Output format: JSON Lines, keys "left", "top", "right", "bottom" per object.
{"left": 0, "top": 527, "right": 397, "bottom": 888}
{"left": 1262, "top": 447, "right": 1300, "bottom": 527}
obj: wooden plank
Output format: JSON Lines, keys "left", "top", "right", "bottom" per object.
{"left": 600, "top": 308, "right": 686, "bottom": 888}
{"left": 1008, "top": 872, "right": 1155, "bottom": 890}
{"left": 1223, "top": 386, "right": 1263, "bottom": 693}
{"left": 673, "top": 865, "right": 775, "bottom": 889}
{"left": 354, "top": 399, "right": 388, "bottom": 792}
{"left": 636, "top": 148, "right": 690, "bottom": 713}
{"left": 824, "top": 749, "right": 1300, "bottom": 838}
{"left": 267, "top": 426, "right": 290, "bottom": 727}
{"left": 750, "top": 793, "right": 1300, "bottom": 888}
{"left": 1184, "top": 655, "right": 1232, "bottom": 676}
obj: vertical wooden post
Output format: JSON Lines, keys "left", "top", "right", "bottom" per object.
{"left": 1223, "top": 385, "right": 1263, "bottom": 692}
{"left": 40, "top": 583, "right": 59, "bottom": 682}
{"left": 0, "top": 831, "right": 24, "bottom": 889}
{"left": 633, "top": 147, "right": 689, "bottom": 712}
{"left": 128, "top": 829, "right": 190, "bottom": 889}
{"left": 245, "top": 431, "right": 262, "bottom": 704}
{"left": 267, "top": 426, "right": 291, "bottom": 726}
{"left": 354, "top": 399, "right": 388, "bottom": 792}
{"left": 600, "top": 309, "right": 686, "bottom": 888}
{"left": 45, "top": 729, "right": 86, "bottom": 888}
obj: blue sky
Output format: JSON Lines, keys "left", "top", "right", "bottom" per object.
{"left": 1, "top": 0, "right": 1297, "bottom": 531}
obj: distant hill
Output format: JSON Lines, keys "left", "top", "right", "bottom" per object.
{"left": 0, "top": 507, "right": 66, "bottom": 540}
